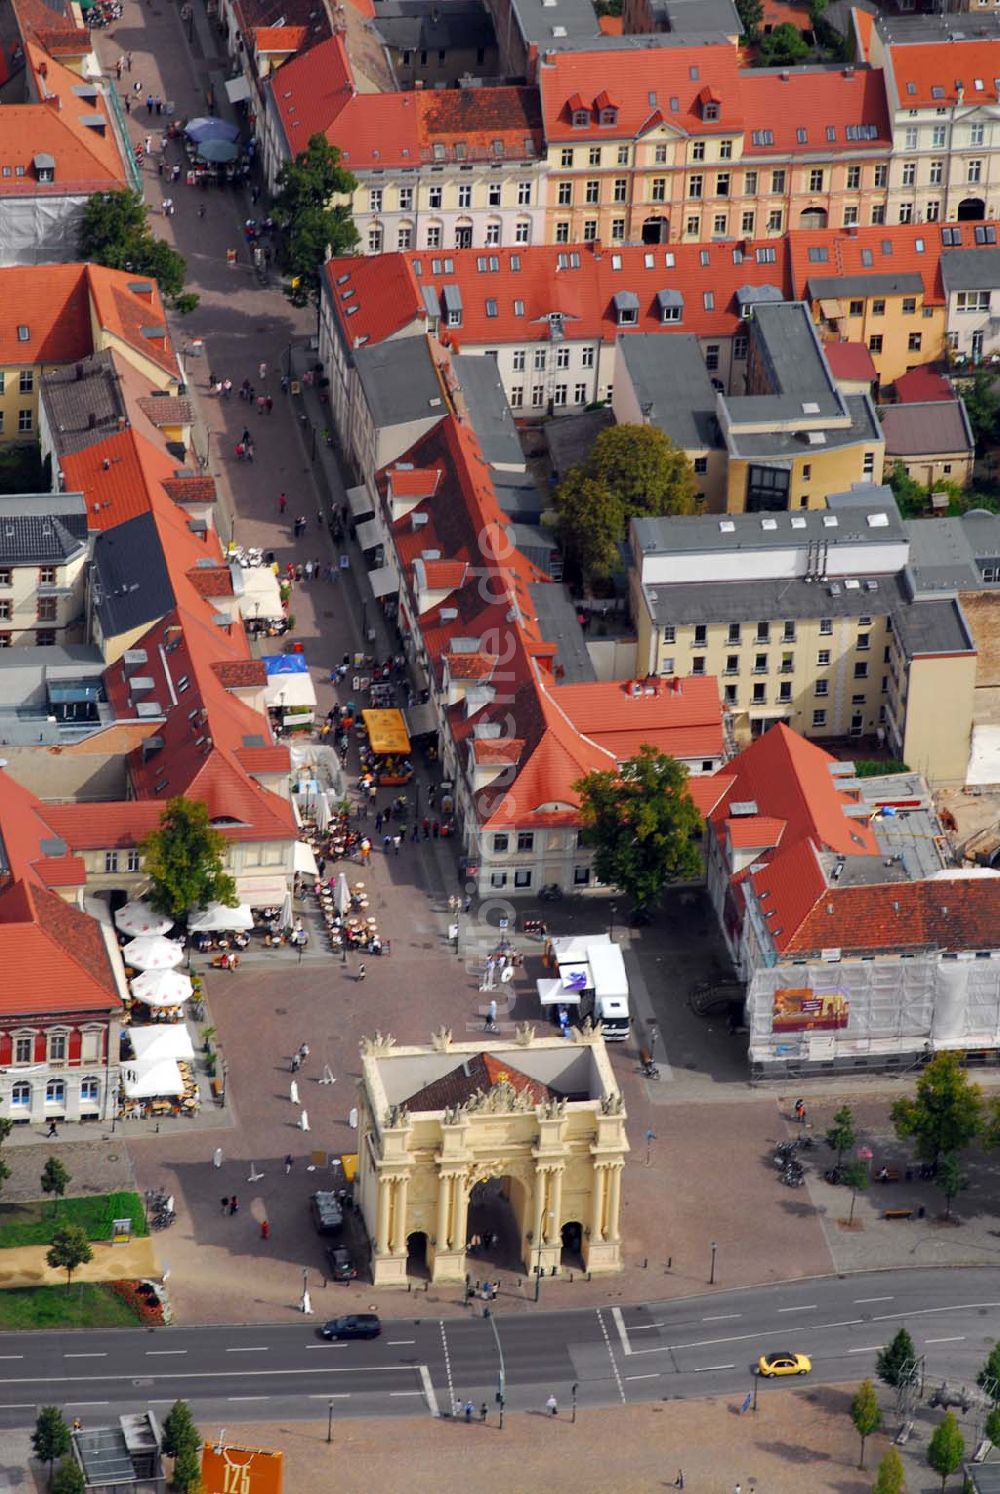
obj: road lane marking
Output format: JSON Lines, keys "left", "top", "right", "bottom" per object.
{"left": 693, "top": 1364, "right": 735, "bottom": 1373}
{"left": 611, "top": 1306, "right": 632, "bottom": 1357}
{"left": 64, "top": 1353, "right": 106, "bottom": 1359}
{"left": 848, "top": 1346, "right": 882, "bottom": 1354}
{"left": 0, "top": 1367, "right": 414, "bottom": 1387}
{"left": 228, "top": 1396, "right": 270, "bottom": 1402}
{"left": 818, "top": 1320, "right": 863, "bottom": 1330}
{"left": 871, "top": 1302, "right": 1000, "bottom": 1324}
{"left": 778, "top": 1305, "right": 817, "bottom": 1313}
{"left": 305, "top": 1343, "right": 347, "bottom": 1350}
{"left": 68, "top": 1402, "right": 108, "bottom": 1407}
{"left": 147, "top": 1351, "right": 187, "bottom": 1357}
{"left": 0, "top": 1357, "right": 23, "bottom": 1362}
{"left": 226, "top": 1347, "right": 269, "bottom": 1353}
{"left": 597, "top": 1308, "right": 627, "bottom": 1403}
{"left": 388, "top": 1340, "right": 416, "bottom": 1346}
{"left": 391, "top": 1390, "right": 422, "bottom": 1396}
{"left": 702, "top": 1314, "right": 741, "bottom": 1323}
{"left": 628, "top": 1324, "right": 659, "bottom": 1331}
{"left": 308, "top": 1394, "right": 352, "bottom": 1400}
{"left": 625, "top": 1372, "right": 660, "bottom": 1381}
{"left": 419, "top": 1364, "right": 440, "bottom": 1418}
{"left": 925, "top": 1336, "right": 965, "bottom": 1344}
{"left": 855, "top": 1296, "right": 894, "bottom": 1304}
{"left": 438, "top": 1322, "right": 456, "bottom": 1413}
{"left": 0, "top": 1404, "right": 33, "bottom": 1409}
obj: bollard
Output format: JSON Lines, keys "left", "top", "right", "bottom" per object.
{"left": 667, "top": 1256, "right": 672, "bottom": 1270}
{"left": 643, "top": 1257, "right": 648, "bottom": 1269}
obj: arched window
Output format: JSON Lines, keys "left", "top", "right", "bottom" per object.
{"left": 11, "top": 1082, "right": 30, "bottom": 1110}
{"left": 45, "top": 1079, "right": 65, "bottom": 1107}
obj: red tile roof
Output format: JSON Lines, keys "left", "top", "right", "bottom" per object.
{"left": 555, "top": 677, "right": 724, "bottom": 764}
{"left": 3, "top": 43, "right": 128, "bottom": 194}
{"left": 894, "top": 366, "right": 953, "bottom": 403}
{"left": 740, "top": 67, "right": 890, "bottom": 156}
{"left": 163, "top": 476, "right": 218, "bottom": 506}
{"left": 186, "top": 565, "right": 234, "bottom": 598}
{"left": 214, "top": 659, "right": 268, "bottom": 688}
{"left": 45, "top": 801, "right": 165, "bottom": 850}
{"left": 414, "top": 87, "right": 542, "bottom": 165}
{"left": 726, "top": 814, "right": 787, "bottom": 850}
{"left": 789, "top": 221, "right": 950, "bottom": 306}
{"left": 0, "top": 881, "right": 120, "bottom": 1015}
{"left": 405, "top": 1051, "right": 558, "bottom": 1110}
{"left": 824, "top": 341, "right": 877, "bottom": 384}
{"left": 421, "top": 559, "right": 469, "bottom": 591}
{"left": 0, "top": 264, "right": 169, "bottom": 372}
{"left": 539, "top": 45, "right": 745, "bottom": 142}
{"left": 387, "top": 466, "right": 442, "bottom": 500}
{"left": 255, "top": 24, "right": 309, "bottom": 51}
{"left": 785, "top": 876, "right": 1000, "bottom": 955}
{"left": 886, "top": 39, "right": 1000, "bottom": 110}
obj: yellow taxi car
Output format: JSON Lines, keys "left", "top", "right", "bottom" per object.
{"left": 757, "top": 1350, "right": 812, "bottom": 1377}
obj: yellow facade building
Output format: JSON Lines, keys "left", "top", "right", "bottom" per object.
{"left": 356, "top": 1028, "right": 628, "bottom": 1287}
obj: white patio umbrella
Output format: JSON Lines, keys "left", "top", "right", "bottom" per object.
{"left": 128, "top": 1024, "right": 195, "bottom": 1062}
{"left": 335, "top": 872, "right": 351, "bottom": 916}
{"left": 278, "top": 890, "right": 294, "bottom": 929}
{"left": 130, "top": 968, "right": 192, "bottom": 1007}
{"left": 188, "top": 902, "right": 254, "bottom": 933}
{"left": 122, "top": 935, "right": 185, "bottom": 971}
{"left": 114, "top": 901, "right": 173, "bottom": 938}
{"left": 121, "top": 1059, "right": 184, "bottom": 1099}
{"left": 314, "top": 790, "right": 330, "bottom": 833}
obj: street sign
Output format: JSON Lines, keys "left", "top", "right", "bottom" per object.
{"left": 740, "top": 1391, "right": 753, "bottom": 1414}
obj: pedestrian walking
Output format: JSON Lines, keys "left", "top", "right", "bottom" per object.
{"left": 213, "top": 1147, "right": 223, "bottom": 1168}
{"left": 546, "top": 1394, "right": 558, "bottom": 1417}
{"left": 265, "top": 395, "right": 273, "bottom": 414}
{"left": 375, "top": 811, "right": 384, "bottom": 833}
{"left": 304, "top": 560, "right": 314, "bottom": 581}
{"left": 257, "top": 395, "right": 266, "bottom": 415}
{"left": 126, "top": 50, "right": 133, "bottom": 70}
{"left": 160, "top": 134, "right": 168, "bottom": 154}
{"left": 485, "top": 998, "right": 497, "bottom": 1031}
{"left": 115, "top": 56, "right": 123, "bottom": 78}
{"left": 133, "top": 79, "right": 143, "bottom": 94}
{"left": 124, "top": 94, "right": 131, "bottom": 114}
{"left": 260, "top": 1220, "right": 270, "bottom": 1240}
{"left": 291, "top": 1052, "right": 300, "bottom": 1073}
{"left": 357, "top": 963, "right": 367, "bottom": 982}
{"left": 464, "top": 1401, "right": 474, "bottom": 1423}
{"left": 674, "top": 1474, "right": 684, "bottom": 1490}
{"left": 157, "top": 158, "right": 164, "bottom": 177}
{"left": 290, "top": 1080, "right": 299, "bottom": 1105}
{"left": 299, "top": 1043, "right": 310, "bottom": 1065}
{"left": 222, "top": 378, "right": 233, "bottom": 398}
{"left": 284, "top": 1154, "right": 293, "bottom": 1175}
{"left": 479, "top": 1402, "right": 488, "bottom": 1423}
{"left": 278, "top": 492, "right": 287, "bottom": 514}
{"left": 259, "top": 361, "right": 267, "bottom": 381}
{"left": 229, "top": 1195, "right": 239, "bottom": 1215}
{"left": 393, "top": 834, "right": 401, "bottom": 854}
{"left": 146, "top": 93, "right": 154, "bottom": 114}
{"left": 220, "top": 1197, "right": 229, "bottom": 1214}
{"left": 46, "top": 1120, "right": 59, "bottom": 1138}
{"left": 144, "top": 134, "right": 153, "bottom": 155}
{"left": 463, "top": 895, "right": 473, "bottom": 914}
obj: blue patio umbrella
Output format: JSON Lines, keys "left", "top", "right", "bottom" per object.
{"left": 185, "top": 117, "right": 241, "bottom": 144}
{"left": 196, "top": 139, "right": 241, "bottom": 164}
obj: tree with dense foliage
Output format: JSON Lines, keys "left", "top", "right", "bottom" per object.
{"left": 871, "top": 1445, "right": 906, "bottom": 1494}
{"left": 959, "top": 369, "right": 1000, "bottom": 445}
{"left": 555, "top": 424, "right": 696, "bottom": 582}
{"left": 163, "top": 1399, "right": 200, "bottom": 1459}
{"left": 757, "top": 22, "right": 810, "bottom": 64}
{"left": 78, "top": 191, "right": 197, "bottom": 312}
{"left": 271, "top": 133, "right": 358, "bottom": 307}
{"left": 826, "top": 1105, "right": 856, "bottom": 1166}
{"left": 843, "top": 1157, "right": 870, "bottom": 1226}
{"left": 887, "top": 461, "right": 928, "bottom": 519}
{"left": 51, "top": 1457, "right": 86, "bottom": 1494}
{"left": 171, "top": 1445, "right": 203, "bottom": 1494}
{"left": 574, "top": 746, "right": 702, "bottom": 915}
{"left": 0, "top": 1117, "right": 13, "bottom": 1199}
{"left": 140, "top": 796, "right": 237, "bottom": 921}
{"left": 926, "top": 1410, "right": 964, "bottom": 1490}
{"left": 976, "top": 1342, "right": 1000, "bottom": 1403}
{"left": 876, "top": 1327, "right": 917, "bottom": 1390}
{"left": 891, "top": 1052, "right": 983, "bottom": 1171}
{"left": 851, "top": 1380, "right": 881, "bottom": 1468}
{"left": 32, "top": 1407, "right": 70, "bottom": 1485}
{"left": 986, "top": 1404, "right": 1000, "bottom": 1449}
{"left": 41, "top": 1156, "right": 70, "bottom": 1215}
{"left": 735, "top": 0, "right": 763, "bottom": 39}
{"left": 46, "top": 1225, "right": 93, "bottom": 1288}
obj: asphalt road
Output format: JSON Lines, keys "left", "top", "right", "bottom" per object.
{"left": 1, "top": 1269, "right": 998, "bottom": 1428}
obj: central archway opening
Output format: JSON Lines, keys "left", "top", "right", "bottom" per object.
{"left": 466, "top": 1174, "right": 524, "bottom": 1272}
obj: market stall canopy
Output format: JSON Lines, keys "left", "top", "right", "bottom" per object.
{"left": 188, "top": 902, "right": 254, "bottom": 933}
{"left": 185, "top": 116, "right": 241, "bottom": 143}
{"left": 122, "top": 936, "right": 185, "bottom": 971}
{"left": 114, "top": 902, "right": 173, "bottom": 938}
{"left": 537, "top": 977, "right": 578, "bottom": 1007}
{"left": 346, "top": 485, "right": 374, "bottom": 519}
{"left": 262, "top": 654, "right": 317, "bottom": 710}
{"left": 237, "top": 565, "right": 283, "bottom": 621}
{"left": 355, "top": 520, "right": 381, "bottom": 551}
{"left": 196, "top": 138, "right": 240, "bottom": 164}
{"left": 362, "top": 708, "right": 410, "bottom": 756}
{"left": 128, "top": 1024, "right": 195, "bottom": 1062}
{"left": 293, "top": 842, "right": 319, "bottom": 877}
{"left": 234, "top": 874, "right": 291, "bottom": 907}
{"left": 404, "top": 702, "right": 437, "bottom": 739}
{"left": 369, "top": 566, "right": 399, "bottom": 599}
{"left": 224, "top": 76, "right": 252, "bottom": 103}
{"left": 130, "top": 968, "right": 192, "bottom": 1007}
{"left": 121, "top": 1059, "right": 184, "bottom": 1099}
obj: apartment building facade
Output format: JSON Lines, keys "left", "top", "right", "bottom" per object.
{"left": 0, "top": 496, "right": 89, "bottom": 649}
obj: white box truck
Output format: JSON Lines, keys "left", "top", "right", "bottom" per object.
{"left": 540, "top": 934, "right": 631, "bottom": 1041}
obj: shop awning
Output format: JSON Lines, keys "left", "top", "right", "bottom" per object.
{"left": 293, "top": 841, "right": 319, "bottom": 876}
{"left": 404, "top": 702, "right": 438, "bottom": 738}
{"left": 369, "top": 566, "right": 398, "bottom": 599}
{"left": 237, "top": 565, "right": 283, "bottom": 621}
{"left": 235, "top": 874, "right": 290, "bottom": 907}
{"left": 355, "top": 520, "right": 381, "bottom": 551}
{"left": 262, "top": 654, "right": 317, "bottom": 710}
{"left": 346, "top": 484, "right": 374, "bottom": 519}
{"left": 128, "top": 1024, "right": 195, "bottom": 1063}
{"left": 188, "top": 902, "right": 254, "bottom": 933}
{"left": 224, "top": 75, "right": 252, "bottom": 103}
{"left": 362, "top": 708, "right": 410, "bottom": 756}
{"left": 121, "top": 1059, "right": 184, "bottom": 1099}
{"left": 819, "top": 298, "right": 845, "bottom": 320}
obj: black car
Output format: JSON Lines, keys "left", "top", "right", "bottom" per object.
{"left": 326, "top": 1247, "right": 357, "bottom": 1282}
{"left": 321, "top": 1313, "right": 381, "bottom": 1341}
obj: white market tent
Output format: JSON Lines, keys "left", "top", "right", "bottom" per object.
{"left": 114, "top": 902, "right": 173, "bottom": 938}
{"left": 121, "top": 1059, "right": 184, "bottom": 1099}
{"left": 537, "top": 977, "right": 580, "bottom": 1008}
{"left": 188, "top": 902, "right": 254, "bottom": 933}
{"left": 122, "top": 936, "right": 185, "bottom": 971}
{"left": 128, "top": 1025, "right": 195, "bottom": 1063}
{"left": 237, "top": 564, "right": 283, "bottom": 622}
{"left": 130, "top": 968, "right": 192, "bottom": 1007}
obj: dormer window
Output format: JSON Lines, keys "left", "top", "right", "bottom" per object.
{"left": 572, "top": 109, "right": 589, "bottom": 128}
{"left": 613, "top": 290, "right": 639, "bottom": 326}
{"left": 703, "top": 101, "right": 719, "bottom": 121}
{"left": 593, "top": 90, "right": 617, "bottom": 127}
{"left": 599, "top": 106, "right": 618, "bottom": 126}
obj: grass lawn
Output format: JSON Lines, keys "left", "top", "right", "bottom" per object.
{"left": 0, "top": 1283, "right": 143, "bottom": 1330}
{"left": 0, "top": 1192, "right": 148, "bottom": 1248}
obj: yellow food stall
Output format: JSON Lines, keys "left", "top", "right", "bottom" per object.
{"left": 361, "top": 708, "right": 412, "bottom": 784}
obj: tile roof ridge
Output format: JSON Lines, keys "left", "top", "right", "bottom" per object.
{"left": 30, "top": 882, "right": 118, "bottom": 997}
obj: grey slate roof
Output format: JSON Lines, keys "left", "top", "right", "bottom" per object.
{"left": 891, "top": 596, "right": 973, "bottom": 656}
{"left": 807, "top": 272, "right": 925, "bottom": 300}
{"left": 725, "top": 393, "right": 882, "bottom": 459}
{"left": 632, "top": 497, "right": 906, "bottom": 557}
{"left": 374, "top": 0, "right": 494, "bottom": 51}
{"left": 528, "top": 580, "right": 596, "bottom": 684}
{"left": 92, "top": 513, "right": 173, "bottom": 640}
{"left": 879, "top": 399, "right": 974, "bottom": 458}
{"left": 616, "top": 334, "right": 722, "bottom": 452}
{"left": 354, "top": 338, "right": 444, "bottom": 430}
{"left": 41, "top": 350, "right": 127, "bottom": 459}
{"left": 0, "top": 495, "right": 88, "bottom": 563}
{"left": 641, "top": 571, "right": 906, "bottom": 628}
{"left": 452, "top": 354, "right": 524, "bottom": 467}
{"left": 941, "top": 247, "right": 1000, "bottom": 294}
{"left": 904, "top": 516, "right": 982, "bottom": 594}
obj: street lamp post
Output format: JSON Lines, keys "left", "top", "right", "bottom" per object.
{"left": 487, "top": 1310, "right": 506, "bottom": 1431}
{"left": 326, "top": 1398, "right": 334, "bottom": 1443}
{"left": 571, "top": 1381, "right": 578, "bottom": 1424}
{"left": 709, "top": 1240, "right": 717, "bottom": 1285}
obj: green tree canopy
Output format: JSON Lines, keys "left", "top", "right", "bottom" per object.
{"left": 78, "top": 191, "right": 197, "bottom": 313}
{"left": 825, "top": 1105, "right": 856, "bottom": 1166}
{"left": 926, "top": 1409, "right": 965, "bottom": 1490}
{"left": 0, "top": 1117, "right": 13, "bottom": 1199}
{"left": 887, "top": 461, "right": 928, "bottom": 519}
{"left": 163, "top": 1399, "right": 200, "bottom": 1459}
{"left": 172, "top": 1444, "right": 204, "bottom": 1494}
{"left": 757, "top": 22, "right": 810, "bottom": 65}
{"left": 986, "top": 1404, "right": 1000, "bottom": 1449}
{"left": 735, "top": 0, "right": 763, "bottom": 39}
{"left": 871, "top": 1445, "right": 906, "bottom": 1494}
{"left": 976, "top": 1342, "right": 1000, "bottom": 1403}
{"left": 891, "top": 1052, "right": 983, "bottom": 1170}
{"left": 32, "top": 1406, "right": 71, "bottom": 1483}
{"left": 875, "top": 1327, "right": 917, "bottom": 1390}
{"left": 555, "top": 424, "right": 697, "bottom": 584}
{"left": 51, "top": 1456, "right": 86, "bottom": 1494}
{"left": 843, "top": 1157, "right": 870, "bottom": 1226}
{"left": 46, "top": 1224, "right": 93, "bottom": 1288}
{"left": 958, "top": 369, "right": 1000, "bottom": 445}
{"left": 41, "top": 1156, "right": 71, "bottom": 1213}
{"left": 851, "top": 1379, "right": 881, "bottom": 1469}
{"left": 140, "top": 796, "right": 237, "bottom": 921}
{"left": 574, "top": 745, "right": 702, "bottom": 915}
{"left": 271, "top": 133, "right": 359, "bottom": 307}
